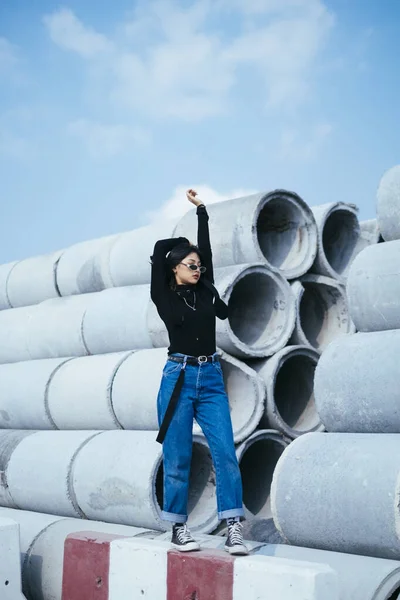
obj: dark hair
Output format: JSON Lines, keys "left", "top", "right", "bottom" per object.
{"left": 166, "top": 243, "right": 203, "bottom": 289}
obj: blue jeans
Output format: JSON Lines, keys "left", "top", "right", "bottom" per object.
{"left": 157, "top": 352, "right": 244, "bottom": 524}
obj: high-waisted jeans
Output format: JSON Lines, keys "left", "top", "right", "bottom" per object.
{"left": 157, "top": 352, "right": 244, "bottom": 524}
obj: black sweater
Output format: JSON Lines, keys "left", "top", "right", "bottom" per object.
{"left": 150, "top": 205, "right": 228, "bottom": 356}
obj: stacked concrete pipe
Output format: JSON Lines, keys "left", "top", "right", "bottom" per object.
{"left": 0, "top": 348, "right": 265, "bottom": 443}
{"left": 377, "top": 164, "right": 400, "bottom": 242}
{"left": 310, "top": 202, "right": 361, "bottom": 282}
{"left": 0, "top": 263, "right": 295, "bottom": 363}
{"left": 2, "top": 507, "right": 400, "bottom": 600}
{"left": 314, "top": 330, "right": 400, "bottom": 433}
{"left": 0, "top": 430, "right": 219, "bottom": 534}
{"left": 248, "top": 345, "right": 323, "bottom": 438}
{"left": 0, "top": 261, "right": 17, "bottom": 310}
{"left": 290, "top": 274, "right": 355, "bottom": 352}
{"left": 271, "top": 432, "right": 400, "bottom": 560}
{"left": 347, "top": 240, "right": 400, "bottom": 332}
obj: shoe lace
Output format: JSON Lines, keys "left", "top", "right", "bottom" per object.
{"left": 228, "top": 521, "right": 244, "bottom": 545}
{"left": 176, "top": 524, "right": 193, "bottom": 544}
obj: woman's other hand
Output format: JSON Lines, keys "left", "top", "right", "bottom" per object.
{"left": 186, "top": 189, "right": 204, "bottom": 207}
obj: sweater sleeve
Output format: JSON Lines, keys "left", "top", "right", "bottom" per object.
{"left": 150, "top": 237, "right": 188, "bottom": 305}
{"left": 196, "top": 205, "right": 214, "bottom": 284}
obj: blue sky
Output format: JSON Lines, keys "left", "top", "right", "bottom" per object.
{"left": 0, "top": 0, "right": 399, "bottom": 262}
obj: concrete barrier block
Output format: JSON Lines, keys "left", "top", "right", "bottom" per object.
{"left": 0, "top": 517, "right": 26, "bottom": 599}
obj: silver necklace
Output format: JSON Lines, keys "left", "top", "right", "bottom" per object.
{"left": 180, "top": 291, "right": 196, "bottom": 311}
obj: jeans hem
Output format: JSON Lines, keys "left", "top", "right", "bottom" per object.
{"left": 218, "top": 508, "right": 245, "bottom": 520}
{"left": 162, "top": 511, "right": 187, "bottom": 523}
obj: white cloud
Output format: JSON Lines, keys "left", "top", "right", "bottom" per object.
{"left": 66, "top": 119, "right": 150, "bottom": 158}
{"left": 44, "top": 1, "right": 334, "bottom": 120}
{"left": 43, "top": 8, "right": 113, "bottom": 58}
{"left": 145, "top": 184, "right": 258, "bottom": 225}
{"left": 279, "top": 122, "right": 333, "bottom": 161}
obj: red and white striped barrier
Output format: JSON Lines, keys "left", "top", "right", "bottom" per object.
{"left": 61, "top": 532, "right": 338, "bottom": 600}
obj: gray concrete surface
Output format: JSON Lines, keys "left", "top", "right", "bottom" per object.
{"left": 290, "top": 274, "right": 355, "bottom": 352}
{"left": 0, "top": 262, "right": 16, "bottom": 310}
{"left": 347, "top": 240, "right": 400, "bottom": 332}
{"left": 0, "top": 431, "right": 35, "bottom": 508}
{"left": 314, "top": 330, "right": 400, "bottom": 433}
{"left": 359, "top": 218, "right": 381, "bottom": 246}
{"left": 236, "top": 430, "right": 289, "bottom": 520}
{"left": 377, "top": 165, "right": 400, "bottom": 242}
{"left": 248, "top": 345, "right": 322, "bottom": 438}
{"left": 271, "top": 432, "right": 400, "bottom": 560}
{"left": 310, "top": 202, "right": 360, "bottom": 281}
{"left": 6, "top": 251, "right": 62, "bottom": 308}
{"left": 174, "top": 190, "right": 318, "bottom": 279}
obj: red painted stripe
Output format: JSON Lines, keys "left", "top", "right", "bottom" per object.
{"left": 61, "top": 531, "right": 126, "bottom": 600}
{"left": 167, "top": 549, "right": 235, "bottom": 600}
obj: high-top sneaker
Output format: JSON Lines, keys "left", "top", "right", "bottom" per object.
{"left": 224, "top": 519, "right": 249, "bottom": 555}
{"left": 171, "top": 523, "right": 200, "bottom": 552}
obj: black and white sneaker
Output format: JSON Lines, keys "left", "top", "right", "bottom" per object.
{"left": 224, "top": 520, "right": 249, "bottom": 555}
{"left": 171, "top": 523, "right": 200, "bottom": 552}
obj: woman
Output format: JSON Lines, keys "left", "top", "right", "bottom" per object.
{"left": 150, "top": 189, "right": 248, "bottom": 555}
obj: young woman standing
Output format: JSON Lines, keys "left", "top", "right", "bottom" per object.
{"left": 150, "top": 189, "right": 248, "bottom": 555}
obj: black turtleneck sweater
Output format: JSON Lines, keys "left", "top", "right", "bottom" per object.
{"left": 150, "top": 205, "right": 228, "bottom": 356}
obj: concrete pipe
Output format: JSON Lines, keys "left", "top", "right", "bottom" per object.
{"left": 0, "top": 430, "right": 35, "bottom": 508}
{"left": 347, "top": 241, "right": 400, "bottom": 332}
{"left": 174, "top": 190, "right": 317, "bottom": 279}
{"left": 0, "top": 305, "right": 32, "bottom": 364}
{"left": 377, "top": 165, "right": 400, "bottom": 242}
{"left": 0, "top": 262, "right": 16, "bottom": 310}
{"left": 271, "top": 432, "right": 400, "bottom": 560}
{"left": 255, "top": 544, "right": 400, "bottom": 600}
{"left": 359, "top": 218, "right": 382, "bottom": 246}
{"left": 6, "top": 251, "right": 62, "bottom": 308}
{"left": 47, "top": 352, "right": 131, "bottom": 429}
{"left": 236, "top": 430, "right": 289, "bottom": 521}
{"left": 0, "top": 357, "right": 70, "bottom": 429}
{"left": 314, "top": 330, "right": 400, "bottom": 433}
{"left": 311, "top": 202, "right": 360, "bottom": 281}
{"left": 6, "top": 431, "right": 100, "bottom": 517}
{"left": 72, "top": 430, "right": 218, "bottom": 534}
{"left": 249, "top": 345, "right": 322, "bottom": 438}
{"left": 112, "top": 348, "right": 265, "bottom": 444}
{"left": 56, "top": 234, "right": 118, "bottom": 297}
{"left": 149, "top": 263, "right": 296, "bottom": 359}
{"left": 290, "top": 274, "right": 355, "bottom": 352}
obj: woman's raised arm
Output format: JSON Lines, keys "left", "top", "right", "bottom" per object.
{"left": 150, "top": 237, "right": 188, "bottom": 304}
{"left": 186, "top": 189, "right": 214, "bottom": 284}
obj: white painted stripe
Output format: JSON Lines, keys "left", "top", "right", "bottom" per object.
{"left": 233, "top": 556, "right": 339, "bottom": 600}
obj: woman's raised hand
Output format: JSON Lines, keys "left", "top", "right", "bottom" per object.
{"left": 186, "top": 189, "right": 204, "bottom": 207}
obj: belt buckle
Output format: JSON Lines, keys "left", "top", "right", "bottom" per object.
{"left": 198, "top": 355, "right": 208, "bottom": 364}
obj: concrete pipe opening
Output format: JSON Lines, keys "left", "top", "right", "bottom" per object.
{"left": 227, "top": 268, "right": 294, "bottom": 357}
{"left": 155, "top": 439, "right": 218, "bottom": 534}
{"left": 321, "top": 209, "right": 360, "bottom": 278}
{"left": 237, "top": 431, "right": 288, "bottom": 519}
{"left": 256, "top": 193, "right": 317, "bottom": 279}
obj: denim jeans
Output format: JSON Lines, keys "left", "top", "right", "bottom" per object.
{"left": 157, "top": 352, "right": 244, "bottom": 524}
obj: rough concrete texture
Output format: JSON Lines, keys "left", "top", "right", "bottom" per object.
{"left": 6, "top": 251, "right": 63, "bottom": 308}
{"left": 6, "top": 431, "right": 100, "bottom": 517}
{"left": 71, "top": 430, "right": 218, "bottom": 533}
{"left": 359, "top": 218, "right": 382, "bottom": 246}
{"left": 0, "top": 518, "right": 26, "bottom": 599}
{"left": 311, "top": 202, "right": 361, "bottom": 281}
{"left": 255, "top": 544, "right": 400, "bottom": 600}
{"left": 0, "top": 430, "right": 36, "bottom": 508}
{"left": 0, "top": 305, "right": 32, "bottom": 363}
{"left": 271, "top": 432, "right": 400, "bottom": 560}
{"left": 314, "top": 330, "right": 400, "bottom": 433}
{"left": 112, "top": 348, "right": 265, "bottom": 443}
{"left": 47, "top": 352, "right": 131, "bottom": 429}
{"left": 248, "top": 345, "right": 322, "bottom": 438}
{"left": 290, "top": 274, "right": 355, "bottom": 352}
{"left": 377, "top": 165, "right": 400, "bottom": 242}
{"left": 174, "top": 190, "right": 318, "bottom": 279}
{"left": 0, "top": 357, "right": 70, "bottom": 429}
{"left": 55, "top": 234, "right": 118, "bottom": 296}
{"left": 0, "top": 262, "right": 16, "bottom": 310}
{"left": 347, "top": 240, "right": 400, "bottom": 332}
{"left": 236, "top": 430, "right": 289, "bottom": 521}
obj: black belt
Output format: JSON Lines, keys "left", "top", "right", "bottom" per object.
{"left": 156, "top": 354, "right": 219, "bottom": 444}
